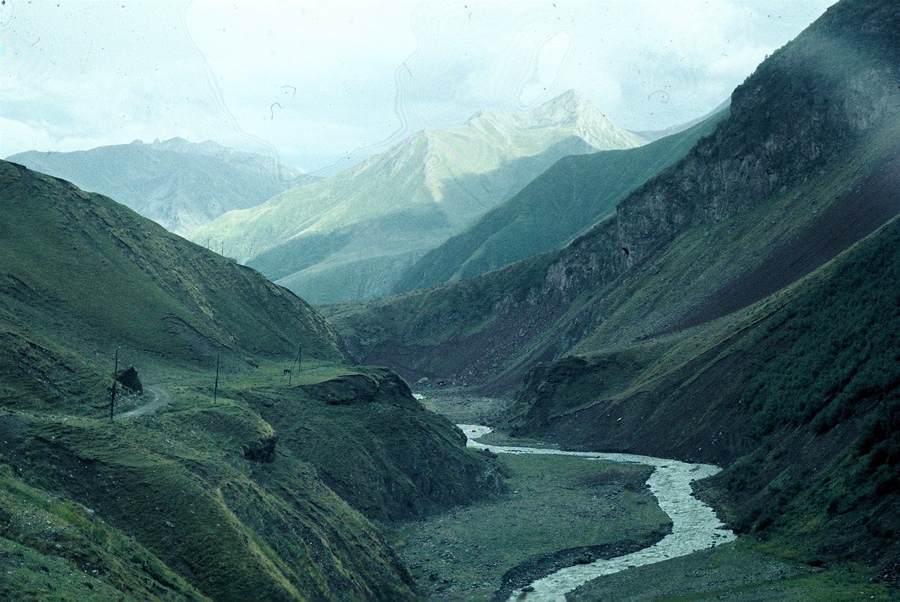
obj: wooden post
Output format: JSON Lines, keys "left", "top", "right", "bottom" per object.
{"left": 213, "top": 355, "right": 220, "bottom": 403}
{"left": 110, "top": 347, "right": 119, "bottom": 421}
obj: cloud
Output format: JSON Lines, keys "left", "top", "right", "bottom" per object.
{"left": 1, "top": 0, "right": 836, "bottom": 172}
{"left": 0, "top": 118, "right": 54, "bottom": 156}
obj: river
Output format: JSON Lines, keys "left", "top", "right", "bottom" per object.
{"left": 458, "top": 425, "right": 736, "bottom": 602}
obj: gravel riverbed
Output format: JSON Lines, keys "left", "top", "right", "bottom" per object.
{"left": 459, "top": 425, "right": 736, "bottom": 601}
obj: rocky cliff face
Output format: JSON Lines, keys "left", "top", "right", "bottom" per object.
{"left": 393, "top": 109, "right": 729, "bottom": 295}
{"left": 540, "top": 0, "right": 900, "bottom": 306}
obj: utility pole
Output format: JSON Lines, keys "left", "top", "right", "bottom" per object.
{"left": 285, "top": 345, "right": 302, "bottom": 387}
{"left": 213, "top": 354, "right": 220, "bottom": 403}
{"left": 109, "top": 347, "right": 119, "bottom": 421}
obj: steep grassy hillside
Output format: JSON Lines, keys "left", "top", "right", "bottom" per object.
{"left": 394, "top": 107, "right": 728, "bottom": 294}
{"left": 233, "top": 368, "right": 506, "bottom": 522}
{"left": 191, "top": 91, "right": 644, "bottom": 303}
{"left": 2, "top": 399, "right": 416, "bottom": 601}
{"left": 0, "top": 161, "right": 347, "bottom": 380}
{"left": 508, "top": 214, "right": 899, "bottom": 569}
{"left": 326, "top": 0, "right": 900, "bottom": 575}
{"left": 8, "top": 138, "right": 315, "bottom": 234}
{"left": 0, "top": 161, "right": 505, "bottom": 599}
{"left": 327, "top": 0, "right": 900, "bottom": 397}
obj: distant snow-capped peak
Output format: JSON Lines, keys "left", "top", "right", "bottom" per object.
{"left": 464, "top": 90, "right": 643, "bottom": 151}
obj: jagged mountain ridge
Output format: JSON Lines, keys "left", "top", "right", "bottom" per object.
{"left": 190, "top": 90, "right": 645, "bottom": 303}
{"left": 7, "top": 138, "right": 316, "bottom": 234}
{"left": 464, "top": 89, "right": 645, "bottom": 150}
{"left": 393, "top": 106, "right": 729, "bottom": 293}
{"left": 0, "top": 160, "right": 505, "bottom": 599}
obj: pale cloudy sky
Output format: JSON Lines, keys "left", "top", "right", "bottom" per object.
{"left": 2, "top": 0, "right": 835, "bottom": 174}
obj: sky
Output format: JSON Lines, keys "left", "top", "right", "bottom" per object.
{"left": 2, "top": 0, "right": 836, "bottom": 175}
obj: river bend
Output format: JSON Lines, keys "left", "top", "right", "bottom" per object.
{"left": 458, "top": 425, "right": 735, "bottom": 602}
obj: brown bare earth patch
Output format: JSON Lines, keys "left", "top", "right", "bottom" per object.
{"left": 669, "top": 151, "right": 900, "bottom": 333}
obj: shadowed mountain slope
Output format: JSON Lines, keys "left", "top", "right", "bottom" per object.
{"left": 394, "top": 107, "right": 728, "bottom": 294}
{"left": 509, "top": 214, "right": 900, "bottom": 569}
{"left": 7, "top": 138, "right": 316, "bottom": 234}
{"left": 0, "top": 160, "right": 505, "bottom": 600}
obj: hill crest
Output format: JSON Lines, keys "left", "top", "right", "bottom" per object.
{"left": 192, "top": 90, "right": 644, "bottom": 303}
{"left": 7, "top": 139, "right": 315, "bottom": 234}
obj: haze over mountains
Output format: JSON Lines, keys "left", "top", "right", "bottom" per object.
{"left": 7, "top": 138, "right": 317, "bottom": 234}
{"left": 190, "top": 90, "right": 645, "bottom": 303}
{"left": 9, "top": 92, "right": 715, "bottom": 305}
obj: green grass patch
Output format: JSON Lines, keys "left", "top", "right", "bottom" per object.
{"left": 569, "top": 539, "right": 896, "bottom": 601}
{"left": 0, "top": 464, "right": 207, "bottom": 600}
{"left": 388, "top": 453, "right": 669, "bottom": 601}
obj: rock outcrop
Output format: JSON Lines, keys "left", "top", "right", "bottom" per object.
{"left": 298, "top": 368, "right": 420, "bottom": 410}
{"left": 115, "top": 366, "right": 143, "bottom": 393}
{"left": 243, "top": 435, "right": 278, "bottom": 463}
{"left": 246, "top": 369, "right": 507, "bottom": 522}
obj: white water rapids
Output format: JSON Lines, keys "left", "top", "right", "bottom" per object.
{"left": 458, "top": 425, "right": 736, "bottom": 602}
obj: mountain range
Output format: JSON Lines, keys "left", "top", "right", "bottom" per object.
{"left": 189, "top": 90, "right": 645, "bottom": 303}
{"left": 393, "top": 104, "right": 730, "bottom": 293}
{"left": 7, "top": 138, "right": 316, "bottom": 234}
{"left": 327, "top": 0, "right": 900, "bottom": 570}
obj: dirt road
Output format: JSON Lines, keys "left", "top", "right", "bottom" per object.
{"left": 116, "top": 385, "right": 171, "bottom": 420}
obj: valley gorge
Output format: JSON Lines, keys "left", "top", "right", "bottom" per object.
{"left": 188, "top": 91, "right": 645, "bottom": 304}
{"left": 327, "top": 0, "right": 900, "bottom": 591}
{"left": 329, "top": 0, "right": 900, "bottom": 395}
{"left": 2, "top": 0, "right": 899, "bottom": 599}
{"left": 461, "top": 425, "right": 736, "bottom": 601}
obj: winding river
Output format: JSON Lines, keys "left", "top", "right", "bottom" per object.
{"left": 458, "top": 425, "right": 736, "bottom": 602}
